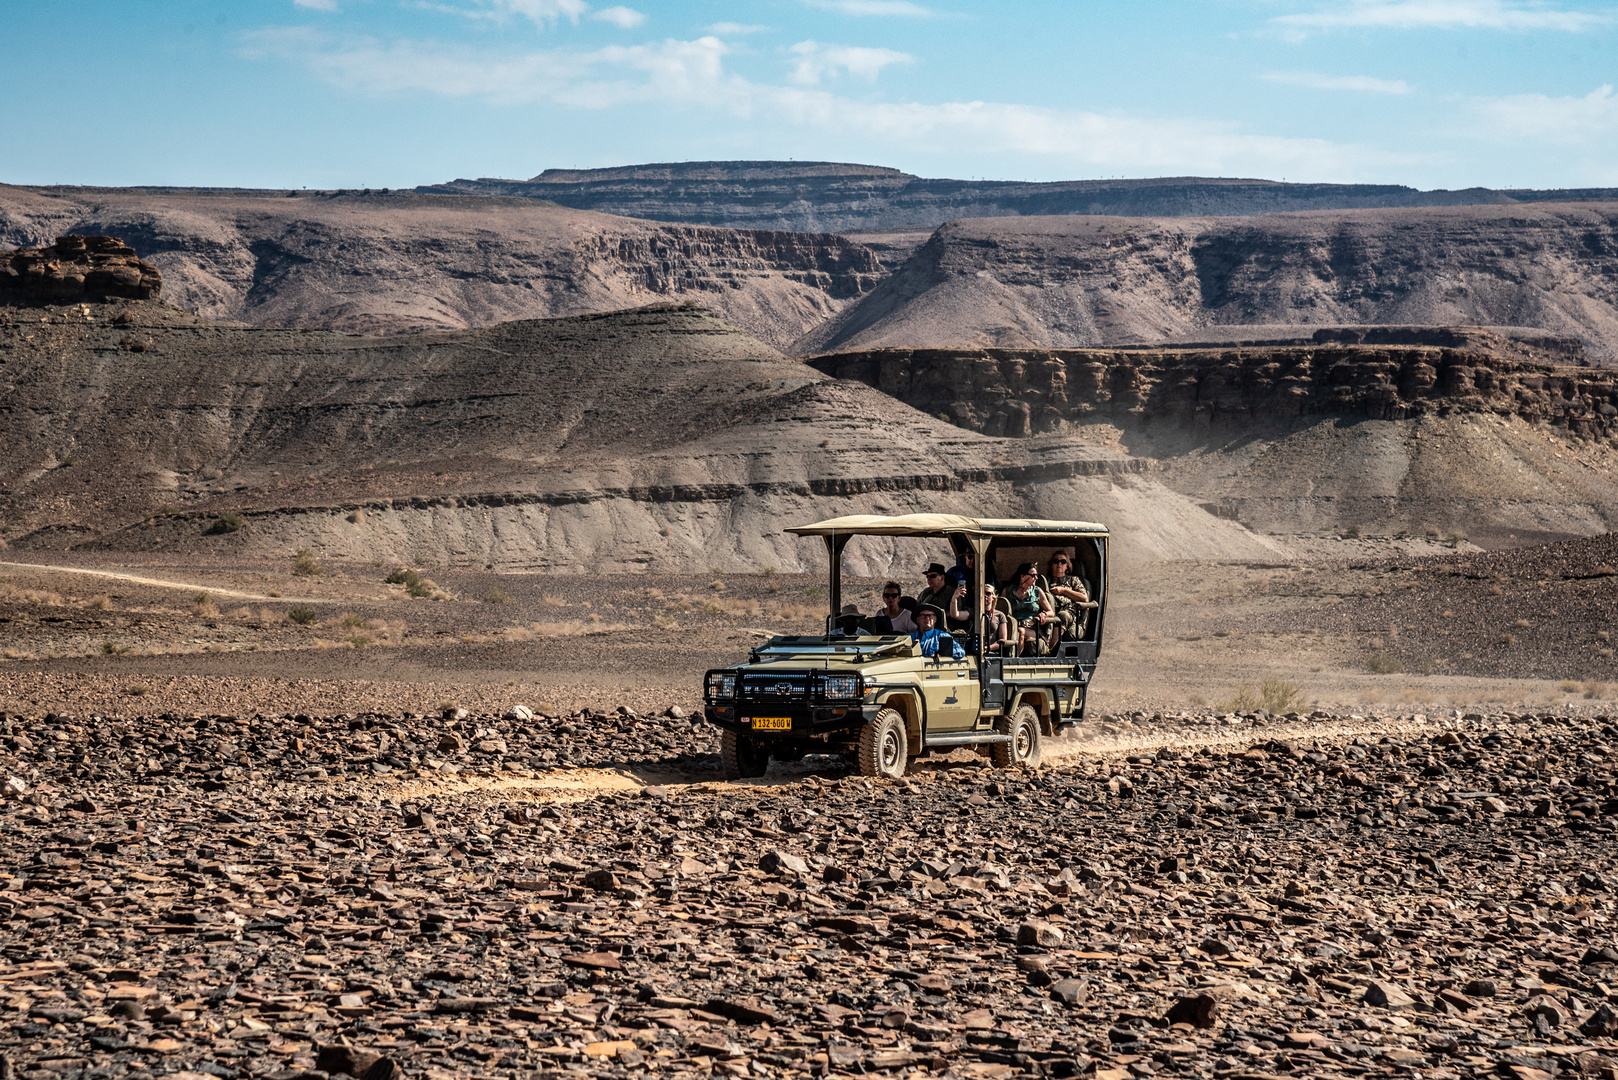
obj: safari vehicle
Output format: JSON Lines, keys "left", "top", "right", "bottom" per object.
{"left": 703, "top": 514, "right": 1108, "bottom": 779}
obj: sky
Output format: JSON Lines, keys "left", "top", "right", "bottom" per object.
{"left": 4, "top": 0, "right": 1618, "bottom": 191}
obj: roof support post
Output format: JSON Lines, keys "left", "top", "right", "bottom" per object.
{"left": 968, "top": 533, "right": 991, "bottom": 658}
{"left": 823, "top": 532, "right": 852, "bottom": 623}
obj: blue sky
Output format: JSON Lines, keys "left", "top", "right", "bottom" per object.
{"left": 4, "top": 0, "right": 1618, "bottom": 190}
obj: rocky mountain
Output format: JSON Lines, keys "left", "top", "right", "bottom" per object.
{"left": 797, "top": 205, "right": 1618, "bottom": 362}
{"left": 0, "top": 295, "right": 1283, "bottom": 571}
{"left": 424, "top": 160, "right": 1618, "bottom": 232}
{"left": 0, "top": 186, "right": 882, "bottom": 349}
{"left": 9, "top": 186, "right": 1618, "bottom": 365}
{"left": 813, "top": 341, "right": 1618, "bottom": 544}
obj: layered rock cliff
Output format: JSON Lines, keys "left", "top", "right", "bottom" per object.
{"left": 425, "top": 160, "right": 1618, "bottom": 232}
{"left": 814, "top": 342, "right": 1618, "bottom": 541}
{"left": 811, "top": 344, "right": 1618, "bottom": 438}
{"left": 799, "top": 206, "right": 1618, "bottom": 361}
{"left": 0, "top": 188, "right": 882, "bottom": 349}
{"left": 1, "top": 235, "right": 162, "bottom": 303}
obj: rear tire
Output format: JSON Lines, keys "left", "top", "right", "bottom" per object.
{"left": 721, "top": 729, "right": 769, "bottom": 779}
{"left": 992, "top": 705, "right": 1043, "bottom": 770}
{"left": 858, "top": 708, "right": 909, "bottom": 779}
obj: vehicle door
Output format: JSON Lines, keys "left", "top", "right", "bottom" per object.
{"left": 920, "top": 655, "right": 980, "bottom": 732}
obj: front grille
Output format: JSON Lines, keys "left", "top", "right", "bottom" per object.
{"left": 739, "top": 672, "right": 810, "bottom": 703}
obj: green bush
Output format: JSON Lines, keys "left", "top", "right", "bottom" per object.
{"left": 208, "top": 512, "right": 245, "bottom": 535}
{"left": 1259, "top": 676, "right": 1303, "bottom": 713}
{"left": 1366, "top": 652, "right": 1404, "bottom": 674}
{"left": 406, "top": 579, "right": 435, "bottom": 599}
{"left": 386, "top": 567, "right": 422, "bottom": 587}
{"left": 288, "top": 606, "right": 319, "bottom": 626}
{"left": 481, "top": 589, "right": 510, "bottom": 604}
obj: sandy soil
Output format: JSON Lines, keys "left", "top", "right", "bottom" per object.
{"left": 0, "top": 546, "right": 1611, "bottom": 723}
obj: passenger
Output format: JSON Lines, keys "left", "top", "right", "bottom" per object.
{"left": 911, "top": 605, "right": 965, "bottom": 659}
{"left": 949, "top": 581, "right": 1013, "bottom": 653}
{"left": 1004, "top": 562, "right": 1056, "bottom": 656}
{"left": 1045, "top": 551, "right": 1091, "bottom": 643}
{"left": 944, "top": 549, "right": 996, "bottom": 596}
{"left": 833, "top": 603, "right": 864, "bottom": 636}
{"left": 876, "top": 581, "right": 917, "bottom": 634}
{"left": 917, "top": 563, "right": 953, "bottom": 613}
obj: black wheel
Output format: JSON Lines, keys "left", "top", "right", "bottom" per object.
{"left": 721, "top": 729, "right": 769, "bottom": 779}
{"left": 992, "top": 705, "right": 1043, "bottom": 770}
{"left": 858, "top": 708, "right": 909, "bottom": 779}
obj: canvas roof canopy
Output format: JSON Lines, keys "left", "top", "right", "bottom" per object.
{"left": 785, "top": 514, "right": 1108, "bottom": 538}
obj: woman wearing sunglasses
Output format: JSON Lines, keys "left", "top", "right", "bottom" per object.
{"left": 1005, "top": 562, "right": 1056, "bottom": 656}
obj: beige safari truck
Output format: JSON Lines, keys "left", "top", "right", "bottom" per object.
{"left": 703, "top": 514, "right": 1108, "bottom": 779}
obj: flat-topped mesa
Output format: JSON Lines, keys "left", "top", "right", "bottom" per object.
{"left": 1, "top": 235, "right": 163, "bottom": 303}
{"left": 810, "top": 345, "right": 1618, "bottom": 440}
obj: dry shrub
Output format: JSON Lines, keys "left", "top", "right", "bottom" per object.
{"left": 1514, "top": 618, "right": 1532, "bottom": 629}
{"left": 0, "top": 584, "right": 63, "bottom": 606}
{"left": 1417, "top": 658, "right": 1439, "bottom": 675}
{"left": 1584, "top": 681, "right": 1608, "bottom": 700}
{"left": 126, "top": 683, "right": 149, "bottom": 697}
{"left": 543, "top": 594, "right": 568, "bottom": 607}
{"left": 193, "top": 599, "right": 218, "bottom": 619}
{"left": 288, "top": 606, "right": 319, "bottom": 626}
{"left": 709, "top": 579, "right": 726, "bottom": 591}
{"left": 1602, "top": 648, "right": 1615, "bottom": 659}
{"left": 1259, "top": 676, "right": 1303, "bottom": 713}
{"left": 340, "top": 613, "right": 367, "bottom": 629}
{"left": 1488, "top": 585, "right": 1504, "bottom": 597}
{"left": 765, "top": 602, "right": 822, "bottom": 621}
{"left": 502, "top": 626, "right": 536, "bottom": 643}
{"left": 481, "top": 589, "right": 510, "bottom": 604}
{"left": 348, "top": 635, "right": 372, "bottom": 648}
{"left": 1599, "top": 630, "right": 1611, "bottom": 643}
{"left": 100, "top": 641, "right": 129, "bottom": 656}
{"left": 528, "top": 620, "right": 628, "bottom": 637}
{"left": 86, "top": 594, "right": 111, "bottom": 611}
{"left": 1367, "top": 652, "right": 1404, "bottom": 674}
{"left": 1561, "top": 680, "right": 1582, "bottom": 694}
{"left": 1500, "top": 633, "right": 1517, "bottom": 646}
{"left": 1215, "top": 685, "right": 1260, "bottom": 713}
{"left": 292, "top": 547, "right": 321, "bottom": 577}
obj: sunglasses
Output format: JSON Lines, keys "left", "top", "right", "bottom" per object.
{"left": 882, "top": 593, "right": 899, "bottom": 598}
{"left": 1052, "top": 559, "right": 1068, "bottom": 565}
{"left": 925, "top": 573, "right": 941, "bottom": 579}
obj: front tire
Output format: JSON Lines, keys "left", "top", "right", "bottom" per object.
{"left": 721, "top": 729, "right": 769, "bottom": 779}
{"left": 992, "top": 705, "right": 1043, "bottom": 770}
{"left": 858, "top": 708, "right": 909, "bottom": 779}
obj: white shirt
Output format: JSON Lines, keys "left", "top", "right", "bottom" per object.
{"left": 886, "top": 608, "right": 917, "bottom": 633}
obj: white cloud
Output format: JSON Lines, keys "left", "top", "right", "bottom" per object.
{"left": 425, "top": 0, "right": 589, "bottom": 26}
{"left": 1262, "top": 71, "right": 1412, "bottom": 93}
{"left": 1476, "top": 84, "right": 1618, "bottom": 141}
{"left": 246, "top": 28, "right": 1417, "bottom": 179}
{"left": 708, "top": 22, "right": 769, "bottom": 35}
{"left": 803, "top": 0, "right": 937, "bottom": 16}
{"left": 787, "top": 41, "right": 913, "bottom": 84}
{"left": 592, "top": 6, "right": 645, "bottom": 28}
{"left": 1273, "top": 0, "right": 1612, "bottom": 36}
{"left": 293, "top": 0, "right": 339, "bottom": 10}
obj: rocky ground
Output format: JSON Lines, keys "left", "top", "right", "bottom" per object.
{"left": 1, "top": 704, "right": 1616, "bottom": 1080}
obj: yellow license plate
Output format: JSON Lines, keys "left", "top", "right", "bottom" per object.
{"left": 750, "top": 717, "right": 792, "bottom": 730}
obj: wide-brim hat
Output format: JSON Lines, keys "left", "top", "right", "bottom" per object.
{"left": 924, "top": 562, "right": 948, "bottom": 577}
{"left": 915, "top": 604, "right": 946, "bottom": 623}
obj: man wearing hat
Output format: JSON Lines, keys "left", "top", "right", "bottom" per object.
{"left": 911, "top": 604, "right": 965, "bottom": 659}
{"left": 916, "top": 563, "right": 953, "bottom": 616}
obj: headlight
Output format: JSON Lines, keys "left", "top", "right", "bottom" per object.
{"left": 705, "top": 671, "right": 737, "bottom": 700}
{"left": 819, "top": 674, "right": 861, "bottom": 701}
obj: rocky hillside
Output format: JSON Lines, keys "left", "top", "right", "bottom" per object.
{"left": 9, "top": 187, "right": 1618, "bottom": 364}
{"left": 425, "top": 160, "right": 1618, "bottom": 232}
{"left": 0, "top": 186, "right": 883, "bottom": 349}
{"left": 814, "top": 342, "right": 1618, "bottom": 543}
{"left": 799, "top": 205, "right": 1618, "bottom": 362}
{"left": 0, "top": 296, "right": 1282, "bottom": 570}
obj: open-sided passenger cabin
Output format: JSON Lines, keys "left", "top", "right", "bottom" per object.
{"left": 786, "top": 514, "right": 1108, "bottom": 727}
